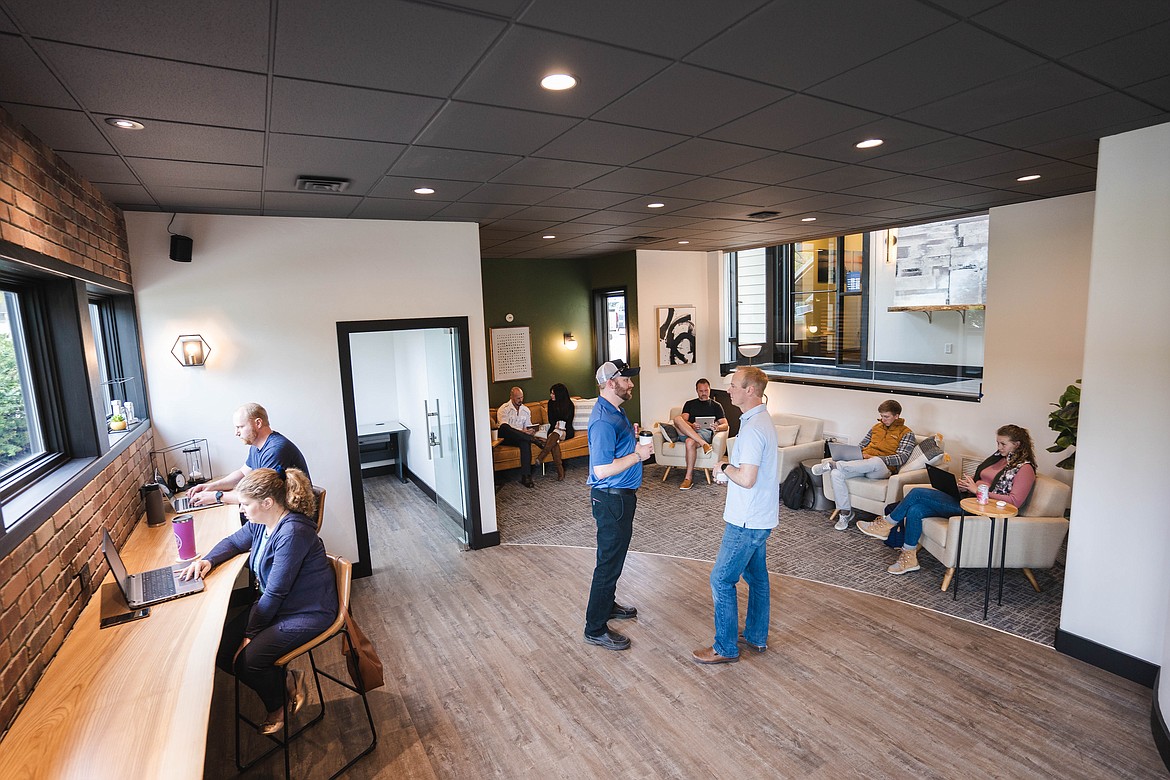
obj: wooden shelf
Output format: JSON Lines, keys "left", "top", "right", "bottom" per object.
{"left": 887, "top": 304, "right": 984, "bottom": 324}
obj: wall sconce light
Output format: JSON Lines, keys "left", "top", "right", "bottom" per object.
{"left": 563, "top": 333, "right": 578, "bottom": 350}
{"left": 171, "top": 334, "right": 211, "bottom": 366}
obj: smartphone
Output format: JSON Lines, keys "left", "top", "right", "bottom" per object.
{"left": 100, "top": 607, "right": 150, "bottom": 629}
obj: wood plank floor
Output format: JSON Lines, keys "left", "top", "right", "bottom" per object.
{"left": 204, "top": 477, "right": 1165, "bottom": 778}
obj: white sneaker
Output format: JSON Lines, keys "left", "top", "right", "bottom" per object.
{"left": 811, "top": 460, "right": 835, "bottom": 477}
{"left": 833, "top": 511, "right": 853, "bottom": 531}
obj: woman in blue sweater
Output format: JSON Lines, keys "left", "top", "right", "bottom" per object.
{"left": 180, "top": 467, "right": 336, "bottom": 734}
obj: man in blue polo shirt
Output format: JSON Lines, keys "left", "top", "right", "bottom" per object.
{"left": 188, "top": 402, "right": 310, "bottom": 506}
{"left": 693, "top": 366, "right": 779, "bottom": 664}
{"left": 583, "top": 359, "right": 653, "bottom": 651}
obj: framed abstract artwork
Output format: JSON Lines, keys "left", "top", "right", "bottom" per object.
{"left": 656, "top": 306, "right": 696, "bottom": 366}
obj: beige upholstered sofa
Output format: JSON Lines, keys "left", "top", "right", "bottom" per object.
{"left": 909, "top": 473, "right": 1071, "bottom": 592}
{"left": 652, "top": 406, "right": 729, "bottom": 484}
{"left": 490, "top": 398, "right": 594, "bottom": 472}
{"left": 727, "top": 411, "right": 825, "bottom": 482}
{"left": 820, "top": 434, "right": 940, "bottom": 520}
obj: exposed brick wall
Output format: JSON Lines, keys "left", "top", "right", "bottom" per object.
{"left": 0, "top": 105, "right": 132, "bottom": 285}
{"left": 0, "top": 107, "right": 147, "bottom": 733}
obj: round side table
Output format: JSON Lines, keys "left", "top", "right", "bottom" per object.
{"left": 959, "top": 497, "right": 1018, "bottom": 619}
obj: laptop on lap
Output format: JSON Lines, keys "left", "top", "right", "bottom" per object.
{"left": 828, "top": 441, "right": 865, "bottom": 462}
{"left": 926, "top": 464, "right": 964, "bottom": 502}
{"left": 101, "top": 529, "right": 204, "bottom": 609}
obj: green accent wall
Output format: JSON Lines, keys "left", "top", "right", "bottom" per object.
{"left": 481, "top": 252, "right": 642, "bottom": 424}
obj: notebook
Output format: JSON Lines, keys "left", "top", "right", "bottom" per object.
{"left": 828, "top": 441, "right": 865, "bottom": 462}
{"left": 101, "top": 529, "right": 204, "bottom": 609}
{"left": 926, "top": 464, "right": 963, "bottom": 501}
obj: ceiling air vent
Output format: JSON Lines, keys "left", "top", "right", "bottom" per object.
{"left": 746, "top": 210, "right": 780, "bottom": 219}
{"left": 295, "top": 176, "right": 350, "bottom": 193}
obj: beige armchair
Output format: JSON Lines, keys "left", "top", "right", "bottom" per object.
{"left": 727, "top": 412, "right": 825, "bottom": 482}
{"left": 912, "top": 474, "right": 1071, "bottom": 592}
{"left": 821, "top": 434, "right": 938, "bottom": 520}
{"left": 652, "top": 406, "right": 728, "bottom": 484}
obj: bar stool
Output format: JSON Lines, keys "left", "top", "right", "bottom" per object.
{"left": 235, "top": 554, "right": 378, "bottom": 778}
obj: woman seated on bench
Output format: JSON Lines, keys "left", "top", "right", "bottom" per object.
{"left": 856, "top": 425, "right": 1037, "bottom": 576}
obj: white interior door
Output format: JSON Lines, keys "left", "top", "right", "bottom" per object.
{"left": 424, "top": 327, "right": 467, "bottom": 539}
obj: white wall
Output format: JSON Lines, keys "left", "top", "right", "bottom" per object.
{"left": 350, "top": 331, "right": 399, "bottom": 426}
{"left": 1060, "top": 122, "right": 1170, "bottom": 674}
{"left": 126, "top": 213, "right": 496, "bottom": 566}
{"left": 758, "top": 193, "right": 1094, "bottom": 471}
{"left": 635, "top": 250, "right": 724, "bottom": 425}
{"left": 392, "top": 330, "right": 436, "bottom": 488}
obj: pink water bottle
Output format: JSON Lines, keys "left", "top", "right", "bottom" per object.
{"left": 976, "top": 483, "right": 989, "bottom": 505}
{"left": 172, "top": 513, "right": 197, "bottom": 561}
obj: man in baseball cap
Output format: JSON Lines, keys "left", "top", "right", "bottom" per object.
{"left": 582, "top": 358, "right": 651, "bottom": 651}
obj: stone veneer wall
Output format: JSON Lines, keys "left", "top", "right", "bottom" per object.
{"left": 0, "top": 105, "right": 150, "bottom": 733}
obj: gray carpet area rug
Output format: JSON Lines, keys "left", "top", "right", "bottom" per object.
{"left": 495, "top": 459, "right": 1064, "bottom": 646}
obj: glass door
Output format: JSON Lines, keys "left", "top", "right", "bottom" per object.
{"left": 424, "top": 327, "right": 468, "bottom": 543}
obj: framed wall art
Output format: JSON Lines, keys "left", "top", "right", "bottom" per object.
{"left": 656, "top": 305, "right": 696, "bottom": 366}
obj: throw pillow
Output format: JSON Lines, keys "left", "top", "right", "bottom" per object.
{"left": 572, "top": 397, "right": 597, "bottom": 431}
{"left": 899, "top": 434, "right": 943, "bottom": 473}
{"left": 775, "top": 424, "right": 800, "bottom": 448}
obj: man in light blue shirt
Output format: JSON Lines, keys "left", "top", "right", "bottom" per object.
{"left": 693, "top": 366, "right": 779, "bottom": 664}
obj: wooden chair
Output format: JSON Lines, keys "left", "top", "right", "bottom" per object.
{"left": 312, "top": 486, "right": 326, "bottom": 532}
{"left": 235, "top": 554, "right": 377, "bottom": 779}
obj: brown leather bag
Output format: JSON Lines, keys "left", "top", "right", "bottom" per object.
{"left": 341, "top": 610, "right": 385, "bottom": 692}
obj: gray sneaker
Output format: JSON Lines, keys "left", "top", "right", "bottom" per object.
{"left": 833, "top": 510, "right": 854, "bottom": 531}
{"left": 811, "top": 460, "right": 836, "bottom": 476}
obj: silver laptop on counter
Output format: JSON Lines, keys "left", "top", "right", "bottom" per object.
{"left": 101, "top": 529, "right": 203, "bottom": 609}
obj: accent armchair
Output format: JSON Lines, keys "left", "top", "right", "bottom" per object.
{"left": 652, "top": 406, "right": 728, "bottom": 484}
{"left": 820, "top": 434, "right": 939, "bottom": 521}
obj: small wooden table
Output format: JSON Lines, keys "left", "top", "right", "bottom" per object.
{"left": 0, "top": 505, "right": 247, "bottom": 779}
{"left": 956, "top": 497, "right": 1019, "bottom": 619}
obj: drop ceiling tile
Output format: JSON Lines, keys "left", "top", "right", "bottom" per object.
{"left": 262, "top": 192, "right": 362, "bottom": 216}
{"left": 94, "top": 183, "right": 155, "bottom": 206}
{"left": 971, "top": 0, "right": 1170, "bottom": 59}
{"left": 274, "top": 0, "right": 505, "bottom": 96}
{"left": 578, "top": 167, "right": 694, "bottom": 194}
{"left": 519, "top": 0, "right": 765, "bottom": 58}
{"left": 0, "top": 34, "right": 77, "bottom": 108}
{"left": 686, "top": 0, "right": 953, "bottom": 90}
{"left": 504, "top": 205, "right": 595, "bottom": 222}
{"left": 809, "top": 25, "right": 1045, "bottom": 115}
{"left": 927, "top": 0, "right": 1002, "bottom": 15}
{"left": 841, "top": 175, "right": 946, "bottom": 199}
{"left": 270, "top": 79, "right": 443, "bottom": 144}
{"left": 1023, "top": 136, "right": 1100, "bottom": 160}
{"left": 419, "top": 102, "right": 579, "bottom": 156}
{"left": 491, "top": 157, "right": 617, "bottom": 187}
{"left": 127, "top": 158, "right": 262, "bottom": 190}
{"left": 610, "top": 196, "right": 704, "bottom": 215}
{"left": 896, "top": 182, "right": 995, "bottom": 204}
{"left": 629, "top": 215, "right": 708, "bottom": 229}
{"left": 148, "top": 186, "right": 262, "bottom": 211}
{"left": 937, "top": 191, "right": 1034, "bottom": 209}
{"left": 519, "top": 221, "right": 603, "bottom": 235}
{"left": 483, "top": 219, "right": 560, "bottom": 233}
{"left": 721, "top": 185, "right": 821, "bottom": 208}
{"left": 39, "top": 41, "right": 267, "bottom": 129}
{"left": 968, "top": 160, "right": 1093, "bottom": 190}
{"left": 705, "top": 93, "right": 880, "bottom": 151}
{"left": 862, "top": 136, "right": 1004, "bottom": 173}
{"left": 453, "top": 26, "right": 669, "bottom": 117}
{"left": 783, "top": 166, "right": 898, "bottom": 191}
{"left": 57, "top": 152, "right": 138, "bottom": 184}
{"left": 632, "top": 138, "right": 772, "bottom": 176}
{"left": 1000, "top": 172, "right": 1098, "bottom": 197}
{"left": 900, "top": 62, "right": 1111, "bottom": 134}
{"left": 0, "top": 14, "right": 14, "bottom": 33}
{"left": 918, "top": 149, "right": 1052, "bottom": 182}
{"left": 537, "top": 189, "right": 633, "bottom": 209}
{"left": 776, "top": 192, "right": 870, "bottom": 212}
{"left": 535, "top": 121, "right": 688, "bottom": 166}
{"left": 462, "top": 182, "right": 566, "bottom": 205}
{"left": 716, "top": 153, "right": 842, "bottom": 185}
{"left": 870, "top": 203, "right": 966, "bottom": 220}
{"left": 369, "top": 176, "right": 481, "bottom": 200}
{"left": 668, "top": 202, "right": 769, "bottom": 220}
{"left": 389, "top": 146, "right": 521, "bottom": 181}
{"left": 971, "top": 93, "right": 1165, "bottom": 148}
{"left": 265, "top": 134, "right": 406, "bottom": 194}
{"left": 823, "top": 197, "right": 907, "bottom": 217}
{"left": 594, "top": 63, "right": 789, "bottom": 136}
{"left": 350, "top": 197, "right": 452, "bottom": 220}
{"left": 443, "top": 0, "right": 527, "bottom": 17}
{"left": 1130, "top": 75, "right": 1170, "bottom": 112}
{"left": 787, "top": 118, "right": 951, "bottom": 162}
{"left": 655, "top": 178, "right": 760, "bottom": 201}
{"left": 1061, "top": 20, "right": 1170, "bottom": 88}
{"left": 570, "top": 211, "right": 646, "bottom": 226}
{"left": 1, "top": 105, "right": 112, "bottom": 154}
{"left": 104, "top": 118, "right": 264, "bottom": 166}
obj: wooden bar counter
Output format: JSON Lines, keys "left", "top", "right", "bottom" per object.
{"left": 0, "top": 505, "right": 247, "bottom": 779}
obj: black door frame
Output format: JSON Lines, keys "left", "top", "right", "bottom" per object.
{"left": 337, "top": 316, "right": 494, "bottom": 579}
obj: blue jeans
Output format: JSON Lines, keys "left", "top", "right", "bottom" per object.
{"left": 889, "top": 488, "right": 961, "bottom": 547}
{"left": 585, "top": 489, "right": 636, "bottom": 636}
{"left": 710, "top": 524, "right": 772, "bottom": 658}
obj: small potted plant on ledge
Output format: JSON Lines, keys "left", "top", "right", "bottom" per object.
{"left": 109, "top": 414, "right": 127, "bottom": 431}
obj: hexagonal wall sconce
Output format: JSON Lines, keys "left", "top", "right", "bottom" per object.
{"left": 172, "top": 334, "right": 211, "bottom": 367}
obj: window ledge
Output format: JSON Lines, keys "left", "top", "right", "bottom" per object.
{"left": 0, "top": 421, "right": 151, "bottom": 558}
{"left": 722, "top": 363, "right": 982, "bottom": 402}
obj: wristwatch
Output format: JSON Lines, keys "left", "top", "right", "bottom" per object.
{"left": 215, "top": 490, "right": 224, "bottom": 503}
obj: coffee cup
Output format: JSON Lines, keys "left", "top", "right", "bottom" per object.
{"left": 637, "top": 431, "right": 653, "bottom": 447}
{"left": 172, "top": 514, "right": 197, "bottom": 562}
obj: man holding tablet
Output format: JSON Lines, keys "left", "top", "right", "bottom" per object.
{"left": 657, "top": 378, "right": 728, "bottom": 491}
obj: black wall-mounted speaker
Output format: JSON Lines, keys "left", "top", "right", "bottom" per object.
{"left": 170, "top": 234, "right": 193, "bottom": 262}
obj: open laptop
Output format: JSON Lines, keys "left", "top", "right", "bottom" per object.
{"left": 101, "top": 529, "right": 204, "bottom": 608}
{"left": 694, "top": 416, "right": 716, "bottom": 430}
{"left": 157, "top": 481, "right": 221, "bottom": 513}
{"left": 926, "top": 464, "right": 964, "bottom": 501}
{"left": 828, "top": 441, "right": 865, "bottom": 462}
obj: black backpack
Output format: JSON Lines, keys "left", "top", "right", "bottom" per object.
{"left": 781, "top": 465, "right": 812, "bottom": 510}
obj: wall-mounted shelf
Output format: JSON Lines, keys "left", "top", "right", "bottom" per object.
{"left": 887, "top": 304, "right": 985, "bottom": 324}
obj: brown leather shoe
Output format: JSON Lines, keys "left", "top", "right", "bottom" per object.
{"left": 692, "top": 646, "right": 738, "bottom": 664}
{"left": 702, "top": 442, "right": 713, "bottom": 455}
{"left": 680, "top": 478, "right": 693, "bottom": 490}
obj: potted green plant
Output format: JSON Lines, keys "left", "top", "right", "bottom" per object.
{"left": 1047, "top": 380, "right": 1080, "bottom": 469}
{"left": 109, "top": 414, "right": 127, "bottom": 431}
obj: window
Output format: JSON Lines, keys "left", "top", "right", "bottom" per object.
{"left": 593, "top": 288, "right": 628, "bottom": 364}
{"left": 725, "top": 215, "right": 987, "bottom": 399}
{"left": 0, "top": 291, "right": 45, "bottom": 480}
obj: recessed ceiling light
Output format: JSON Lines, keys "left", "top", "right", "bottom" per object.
{"left": 801, "top": 217, "right": 817, "bottom": 222}
{"left": 105, "top": 117, "right": 144, "bottom": 130}
{"left": 543, "top": 235, "right": 556, "bottom": 239}
{"left": 647, "top": 202, "right": 665, "bottom": 209}
{"left": 678, "top": 240, "right": 690, "bottom": 245}
{"left": 413, "top": 187, "right": 435, "bottom": 195}
{"left": 541, "top": 73, "right": 577, "bottom": 90}
{"left": 855, "top": 138, "right": 884, "bottom": 149}
{"left": 1016, "top": 174, "right": 1041, "bottom": 182}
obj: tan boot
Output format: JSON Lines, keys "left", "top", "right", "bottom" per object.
{"left": 535, "top": 431, "right": 561, "bottom": 466}
{"left": 888, "top": 547, "right": 920, "bottom": 575}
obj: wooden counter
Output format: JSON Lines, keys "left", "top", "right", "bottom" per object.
{"left": 0, "top": 505, "right": 247, "bottom": 779}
